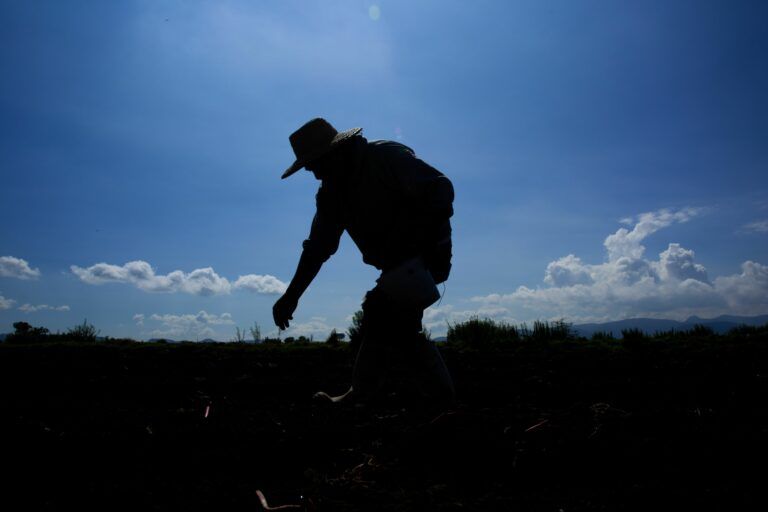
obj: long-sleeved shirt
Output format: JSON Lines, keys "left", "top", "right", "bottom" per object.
{"left": 301, "top": 138, "right": 454, "bottom": 273}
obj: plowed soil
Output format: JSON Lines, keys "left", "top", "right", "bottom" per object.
{"left": 1, "top": 335, "right": 766, "bottom": 511}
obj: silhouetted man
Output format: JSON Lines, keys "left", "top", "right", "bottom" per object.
{"left": 273, "top": 118, "right": 455, "bottom": 406}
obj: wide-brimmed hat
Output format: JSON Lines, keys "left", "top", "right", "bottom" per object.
{"left": 281, "top": 118, "right": 362, "bottom": 179}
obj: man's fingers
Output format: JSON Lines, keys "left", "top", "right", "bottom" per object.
{"left": 277, "top": 314, "right": 292, "bottom": 330}
{"left": 273, "top": 297, "right": 295, "bottom": 329}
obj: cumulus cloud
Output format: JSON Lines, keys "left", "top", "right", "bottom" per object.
{"left": 139, "top": 310, "right": 234, "bottom": 339}
{"left": 544, "top": 255, "right": 594, "bottom": 287}
{"left": 71, "top": 260, "right": 286, "bottom": 296}
{"left": 233, "top": 274, "right": 287, "bottom": 294}
{"left": 466, "top": 207, "right": 767, "bottom": 323}
{"left": 0, "top": 256, "right": 41, "bottom": 280}
{"left": 657, "top": 244, "right": 708, "bottom": 283}
{"left": 713, "top": 261, "right": 768, "bottom": 315}
{"left": 18, "top": 304, "right": 70, "bottom": 313}
{"left": 741, "top": 220, "right": 768, "bottom": 234}
{"left": 603, "top": 207, "right": 702, "bottom": 261}
{"left": 0, "top": 293, "right": 15, "bottom": 310}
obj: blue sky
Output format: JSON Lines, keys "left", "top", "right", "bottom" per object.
{"left": 1, "top": 0, "right": 767, "bottom": 340}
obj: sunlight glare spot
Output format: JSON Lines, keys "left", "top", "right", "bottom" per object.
{"left": 369, "top": 5, "right": 381, "bottom": 21}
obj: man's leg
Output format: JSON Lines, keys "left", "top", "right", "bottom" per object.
{"left": 314, "top": 287, "right": 392, "bottom": 403}
{"left": 356, "top": 288, "right": 455, "bottom": 405}
{"left": 407, "top": 333, "right": 455, "bottom": 405}
{"left": 350, "top": 287, "right": 396, "bottom": 400}
{"left": 316, "top": 286, "right": 455, "bottom": 405}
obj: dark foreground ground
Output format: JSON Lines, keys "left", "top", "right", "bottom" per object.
{"left": 1, "top": 333, "right": 767, "bottom": 511}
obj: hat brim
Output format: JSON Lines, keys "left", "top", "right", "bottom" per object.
{"left": 281, "top": 127, "right": 362, "bottom": 179}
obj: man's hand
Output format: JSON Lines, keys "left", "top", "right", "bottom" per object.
{"left": 273, "top": 293, "right": 299, "bottom": 330}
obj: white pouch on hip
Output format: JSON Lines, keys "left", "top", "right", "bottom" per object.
{"left": 376, "top": 257, "right": 440, "bottom": 309}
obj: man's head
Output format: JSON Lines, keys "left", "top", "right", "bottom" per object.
{"left": 305, "top": 145, "right": 346, "bottom": 180}
{"left": 282, "top": 118, "right": 362, "bottom": 180}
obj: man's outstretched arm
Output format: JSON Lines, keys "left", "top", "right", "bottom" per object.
{"left": 272, "top": 188, "right": 343, "bottom": 329}
{"left": 272, "top": 251, "right": 324, "bottom": 330}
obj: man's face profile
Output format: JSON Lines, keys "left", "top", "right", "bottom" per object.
{"left": 306, "top": 147, "right": 341, "bottom": 180}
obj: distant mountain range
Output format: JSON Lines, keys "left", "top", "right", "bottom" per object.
{"left": 572, "top": 314, "right": 768, "bottom": 338}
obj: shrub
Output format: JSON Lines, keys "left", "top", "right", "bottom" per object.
{"left": 325, "top": 329, "right": 341, "bottom": 345}
{"left": 529, "top": 319, "right": 575, "bottom": 341}
{"left": 232, "top": 326, "right": 247, "bottom": 343}
{"left": 726, "top": 323, "right": 768, "bottom": 340}
{"left": 654, "top": 324, "right": 715, "bottom": 341}
{"left": 621, "top": 328, "right": 646, "bottom": 342}
{"left": 249, "top": 322, "right": 262, "bottom": 343}
{"left": 591, "top": 330, "right": 615, "bottom": 341}
{"left": 66, "top": 319, "right": 99, "bottom": 342}
{"left": 687, "top": 324, "right": 715, "bottom": 338}
{"left": 447, "top": 317, "right": 519, "bottom": 348}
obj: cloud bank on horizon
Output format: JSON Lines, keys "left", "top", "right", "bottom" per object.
{"left": 425, "top": 207, "right": 768, "bottom": 332}
{"left": 134, "top": 311, "right": 235, "bottom": 340}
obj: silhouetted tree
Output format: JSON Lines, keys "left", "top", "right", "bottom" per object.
{"left": 5, "top": 321, "right": 50, "bottom": 343}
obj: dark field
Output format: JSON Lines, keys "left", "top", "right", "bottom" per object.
{"left": 1, "top": 333, "right": 767, "bottom": 511}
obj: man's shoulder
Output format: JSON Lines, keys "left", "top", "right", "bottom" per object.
{"left": 366, "top": 140, "right": 417, "bottom": 159}
{"left": 363, "top": 140, "right": 445, "bottom": 181}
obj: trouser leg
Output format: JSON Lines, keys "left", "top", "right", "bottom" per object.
{"left": 351, "top": 288, "right": 396, "bottom": 399}
{"left": 352, "top": 287, "right": 454, "bottom": 403}
{"left": 408, "top": 334, "right": 455, "bottom": 403}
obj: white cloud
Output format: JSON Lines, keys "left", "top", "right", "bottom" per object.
{"left": 0, "top": 293, "right": 15, "bottom": 310}
{"left": 0, "top": 256, "right": 41, "bottom": 280}
{"left": 71, "top": 260, "right": 286, "bottom": 296}
{"left": 713, "top": 261, "right": 768, "bottom": 315}
{"left": 464, "top": 207, "right": 767, "bottom": 323}
{"left": 741, "top": 220, "right": 768, "bottom": 234}
{"left": 657, "top": 243, "right": 708, "bottom": 283}
{"left": 544, "top": 255, "right": 594, "bottom": 287}
{"left": 233, "top": 274, "right": 287, "bottom": 294}
{"left": 603, "top": 207, "right": 703, "bottom": 261}
{"left": 141, "top": 310, "right": 234, "bottom": 340}
{"left": 18, "top": 304, "right": 70, "bottom": 313}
